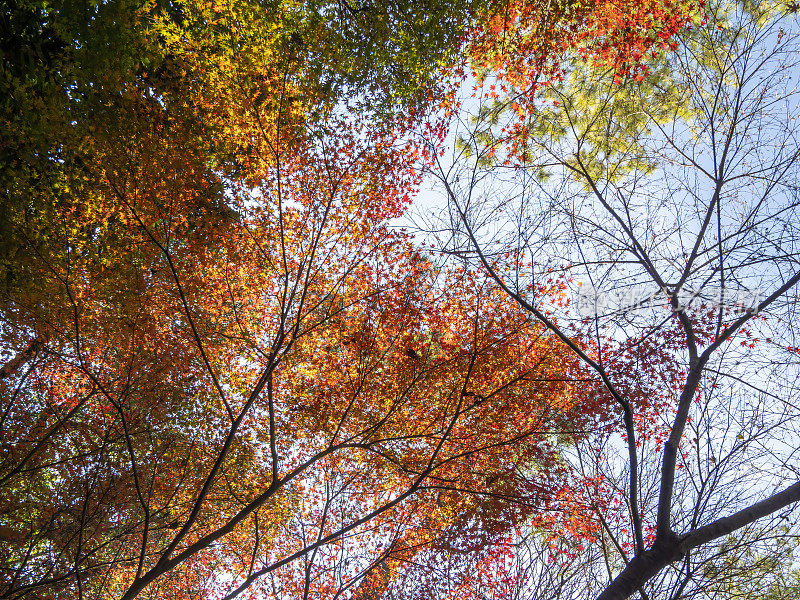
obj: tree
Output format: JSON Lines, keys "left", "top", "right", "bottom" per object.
{"left": 6, "top": 0, "right": 800, "bottom": 599}
{"left": 0, "top": 0, "right": 479, "bottom": 303}
{"left": 424, "top": 1, "right": 800, "bottom": 598}
{"left": 1, "top": 4, "right": 607, "bottom": 599}
{"left": 0, "top": 87, "right": 589, "bottom": 599}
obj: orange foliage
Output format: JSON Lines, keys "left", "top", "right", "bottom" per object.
{"left": 472, "top": 0, "right": 700, "bottom": 90}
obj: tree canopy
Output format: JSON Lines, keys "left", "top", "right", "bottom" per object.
{"left": 2, "top": 1, "right": 800, "bottom": 599}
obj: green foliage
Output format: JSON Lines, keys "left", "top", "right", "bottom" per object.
{"left": 1, "top": 0, "right": 477, "bottom": 326}
{"left": 700, "top": 529, "right": 800, "bottom": 599}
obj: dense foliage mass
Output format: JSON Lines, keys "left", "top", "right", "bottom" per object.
{"left": 2, "top": 1, "right": 800, "bottom": 599}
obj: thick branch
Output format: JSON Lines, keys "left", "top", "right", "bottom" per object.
{"left": 598, "top": 480, "right": 800, "bottom": 600}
